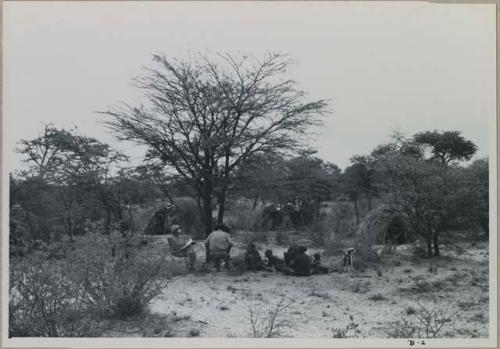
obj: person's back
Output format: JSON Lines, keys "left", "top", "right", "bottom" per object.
{"left": 206, "top": 229, "right": 232, "bottom": 251}
{"left": 284, "top": 244, "right": 299, "bottom": 266}
{"left": 205, "top": 224, "right": 233, "bottom": 271}
{"left": 291, "top": 246, "right": 311, "bottom": 276}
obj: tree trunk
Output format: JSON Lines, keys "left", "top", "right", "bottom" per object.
{"left": 353, "top": 199, "right": 360, "bottom": 226}
{"left": 426, "top": 237, "right": 433, "bottom": 258}
{"left": 252, "top": 196, "right": 259, "bottom": 210}
{"left": 315, "top": 199, "right": 321, "bottom": 220}
{"left": 433, "top": 230, "right": 440, "bottom": 257}
{"left": 217, "top": 190, "right": 226, "bottom": 225}
{"left": 202, "top": 179, "right": 213, "bottom": 237}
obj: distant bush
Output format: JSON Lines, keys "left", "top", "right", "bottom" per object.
{"left": 228, "top": 204, "right": 264, "bottom": 232}
{"left": 239, "top": 230, "right": 268, "bottom": 245}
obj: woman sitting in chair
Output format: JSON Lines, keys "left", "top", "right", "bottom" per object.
{"left": 168, "top": 224, "right": 196, "bottom": 272}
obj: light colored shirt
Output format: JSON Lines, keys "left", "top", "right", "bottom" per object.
{"left": 205, "top": 229, "right": 233, "bottom": 251}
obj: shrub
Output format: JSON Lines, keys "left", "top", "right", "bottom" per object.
{"left": 332, "top": 315, "right": 361, "bottom": 338}
{"left": 378, "top": 303, "right": 461, "bottom": 338}
{"left": 245, "top": 296, "right": 295, "bottom": 338}
{"left": 10, "top": 229, "right": 168, "bottom": 337}
{"left": 9, "top": 253, "right": 102, "bottom": 337}
{"left": 368, "top": 293, "right": 388, "bottom": 301}
{"left": 67, "top": 232, "right": 168, "bottom": 318}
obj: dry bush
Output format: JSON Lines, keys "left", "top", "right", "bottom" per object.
{"left": 10, "top": 229, "right": 169, "bottom": 337}
{"left": 377, "top": 303, "right": 461, "bottom": 338}
{"left": 245, "top": 296, "right": 295, "bottom": 338}
{"left": 9, "top": 253, "right": 102, "bottom": 337}
{"left": 67, "top": 232, "right": 168, "bottom": 318}
{"left": 331, "top": 315, "right": 362, "bottom": 338}
{"left": 350, "top": 281, "right": 371, "bottom": 294}
{"left": 368, "top": 293, "right": 388, "bottom": 301}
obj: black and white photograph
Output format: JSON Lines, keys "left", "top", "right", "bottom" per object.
{"left": 2, "top": 1, "right": 497, "bottom": 347}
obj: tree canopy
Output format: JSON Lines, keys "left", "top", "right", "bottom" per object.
{"left": 104, "top": 52, "right": 328, "bottom": 235}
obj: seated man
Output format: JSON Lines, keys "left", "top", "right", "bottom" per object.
{"left": 311, "top": 252, "right": 329, "bottom": 274}
{"left": 244, "top": 243, "right": 270, "bottom": 271}
{"left": 290, "top": 246, "right": 311, "bottom": 276}
{"left": 264, "top": 249, "right": 285, "bottom": 271}
{"left": 205, "top": 224, "right": 233, "bottom": 272}
{"left": 167, "top": 224, "right": 196, "bottom": 272}
{"left": 283, "top": 244, "right": 299, "bottom": 267}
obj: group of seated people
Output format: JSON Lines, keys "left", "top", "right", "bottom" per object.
{"left": 245, "top": 243, "right": 329, "bottom": 276}
{"left": 168, "top": 223, "right": 329, "bottom": 276}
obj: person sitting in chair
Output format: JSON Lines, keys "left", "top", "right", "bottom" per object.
{"left": 167, "top": 224, "right": 196, "bottom": 272}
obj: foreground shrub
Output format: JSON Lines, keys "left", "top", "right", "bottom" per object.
{"left": 67, "top": 232, "right": 168, "bottom": 318}
{"left": 377, "top": 303, "right": 461, "bottom": 338}
{"left": 9, "top": 253, "right": 102, "bottom": 337}
{"left": 9, "top": 231, "right": 167, "bottom": 337}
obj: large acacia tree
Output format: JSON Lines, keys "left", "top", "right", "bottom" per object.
{"left": 104, "top": 52, "right": 328, "bottom": 236}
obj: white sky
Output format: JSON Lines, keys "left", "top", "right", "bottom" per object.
{"left": 4, "top": 1, "right": 496, "bottom": 171}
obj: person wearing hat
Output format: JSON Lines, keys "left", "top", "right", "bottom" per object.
{"left": 167, "top": 224, "right": 196, "bottom": 272}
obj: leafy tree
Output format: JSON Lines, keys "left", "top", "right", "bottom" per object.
{"left": 15, "top": 126, "right": 126, "bottom": 237}
{"left": 104, "top": 52, "right": 327, "bottom": 236}
{"left": 414, "top": 131, "right": 477, "bottom": 166}
{"left": 377, "top": 132, "right": 479, "bottom": 257}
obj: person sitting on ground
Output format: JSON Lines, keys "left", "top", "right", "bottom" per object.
{"left": 290, "top": 246, "right": 311, "bottom": 276}
{"left": 205, "top": 224, "right": 233, "bottom": 272}
{"left": 311, "top": 252, "right": 329, "bottom": 274}
{"left": 284, "top": 244, "right": 299, "bottom": 267}
{"left": 265, "top": 249, "right": 285, "bottom": 272}
{"left": 167, "top": 224, "right": 196, "bottom": 272}
{"left": 244, "top": 243, "right": 271, "bottom": 271}
{"left": 280, "top": 245, "right": 311, "bottom": 276}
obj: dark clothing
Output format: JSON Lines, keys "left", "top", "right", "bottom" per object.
{"left": 284, "top": 246, "right": 299, "bottom": 266}
{"left": 210, "top": 249, "right": 231, "bottom": 271}
{"left": 290, "top": 252, "right": 311, "bottom": 276}
{"left": 245, "top": 250, "right": 267, "bottom": 271}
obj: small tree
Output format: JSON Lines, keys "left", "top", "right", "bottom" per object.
{"left": 377, "top": 131, "right": 479, "bottom": 257}
{"left": 15, "top": 125, "right": 126, "bottom": 237}
{"left": 104, "top": 52, "right": 327, "bottom": 236}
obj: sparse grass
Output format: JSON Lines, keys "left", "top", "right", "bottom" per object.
{"left": 244, "top": 296, "right": 295, "bottom": 338}
{"left": 332, "top": 315, "right": 361, "bottom": 338}
{"left": 308, "top": 290, "right": 332, "bottom": 300}
{"left": 378, "top": 303, "right": 461, "bottom": 338}
{"left": 368, "top": 293, "right": 388, "bottom": 301}
{"left": 350, "top": 281, "right": 371, "bottom": 294}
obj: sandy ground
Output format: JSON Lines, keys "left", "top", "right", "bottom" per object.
{"left": 141, "top": 238, "right": 489, "bottom": 338}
